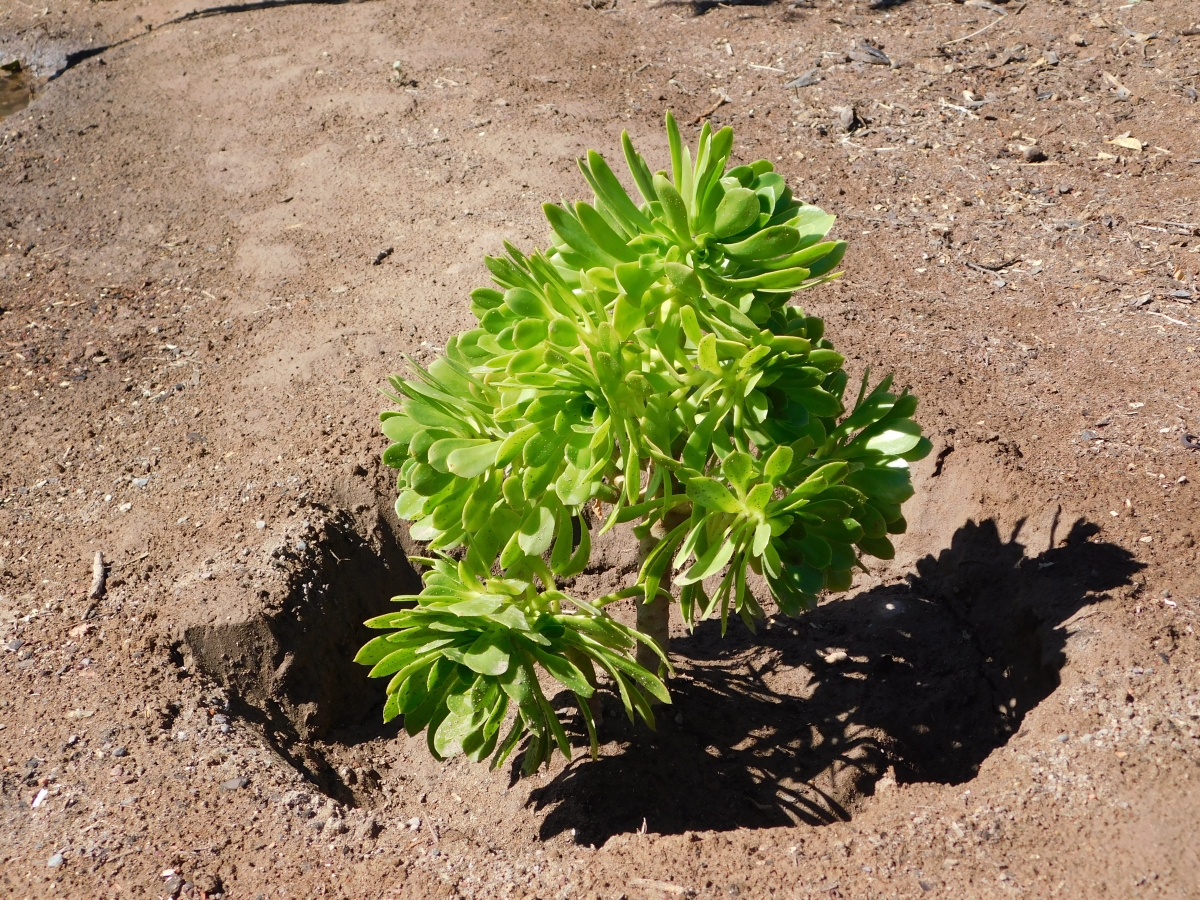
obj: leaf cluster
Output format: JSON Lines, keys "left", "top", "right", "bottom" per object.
{"left": 354, "top": 557, "right": 667, "bottom": 773}
{"left": 360, "top": 114, "right": 930, "bottom": 771}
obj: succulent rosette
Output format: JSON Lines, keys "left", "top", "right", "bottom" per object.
{"left": 359, "top": 114, "right": 929, "bottom": 772}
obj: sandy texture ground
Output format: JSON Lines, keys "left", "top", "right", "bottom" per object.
{"left": 2, "top": 0, "right": 1199, "bottom": 896}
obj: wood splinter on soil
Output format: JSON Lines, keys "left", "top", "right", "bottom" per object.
{"left": 88, "top": 551, "right": 106, "bottom": 600}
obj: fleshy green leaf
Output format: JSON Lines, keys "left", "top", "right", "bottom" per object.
{"left": 463, "top": 632, "right": 512, "bottom": 676}
{"left": 686, "top": 477, "right": 742, "bottom": 514}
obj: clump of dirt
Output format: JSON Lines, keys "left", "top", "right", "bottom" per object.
{"left": 182, "top": 503, "right": 417, "bottom": 791}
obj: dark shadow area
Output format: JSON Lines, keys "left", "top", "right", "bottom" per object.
{"left": 529, "top": 516, "right": 1141, "bottom": 844}
{"left": 653, "top": 0, "right": 779, "bottom": 16}
{"left": 661, "top": 0, "right": 917, "bottom": 15}
{"left": 186, "top": 505, "right": 419, "bottom": 802}
{"left": 49, "top": 0, "right": 364, "bottom": 81}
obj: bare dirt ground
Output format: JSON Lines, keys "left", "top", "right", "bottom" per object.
{"left": 2, "top": 0, "right": 1200, "bottom": 896}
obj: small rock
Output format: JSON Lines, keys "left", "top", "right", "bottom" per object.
{"left": 355, "top": 816, "right": 381, "bottom": 841}
{"left": 1069, "top": 33, "right": 1087, "bottom": 46}
{"left": 784, "top": 71, "right": 820, "bottom": 88}
{"left": 255, "top": 520, "right": 266, "bottom": 530}
{"left": 211, "top": 714, "right": 230, "bottom": 726}
{"left": 831, "top": 105, "right": 860, "bottom": 133}
{"left": 4, "top": 639, "right": 24, "bottom": 652}
{"left": 220, "top": 776, "right": 250, "bottom": 791}
{"left": 1056, "top": 184, "right": 1073, "bottom": 194}
{"left": 1081, "top": 430, "right": 1100, "bottom": 441}
{"left": 47, "top": 852, "right": 64, "bottom": 868}
{"left": 847, "top": 42, "right": 891, "bottom": 66}
{"left": 1022, "top": 146, "right": 1048, "bottom": 163}
{"left": 164, "top": 875, "right": 184, "bottom": 898}
{"left": 323, "top": 818, "right": 349, "bottom": 836}
{"left": 824, "top": 649, "right": 848, "bottom": 665}
{"left": 281, "top": 790, "right": 311, "bottom": 807}
{"left": 1057, "top": 733, "right": 1070, "bottom": 743}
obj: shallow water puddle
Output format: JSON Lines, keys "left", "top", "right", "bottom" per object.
{"left": 1, "top": 62, "right": 32, "bottom": 118}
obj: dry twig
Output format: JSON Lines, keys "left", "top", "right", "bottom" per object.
{"left": 88, "top": 551, "right": 106, "bottom": 600}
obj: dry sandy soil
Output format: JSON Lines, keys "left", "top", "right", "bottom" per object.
{"left": 2, "top": 0, "right": 1200, "bottom": 896}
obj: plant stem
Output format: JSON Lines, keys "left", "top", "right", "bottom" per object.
{"left": 635, "top": 505, "right": 689, "bottom": 677}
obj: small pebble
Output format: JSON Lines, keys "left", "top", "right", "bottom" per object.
{"left": 256, "top": 520, "right": 266, "bottom": 529}
{"left": 1057, "top": 733, "right": 1069, "bottom": 743}
{"left": 323, "top": 818, "right": 349, "bottom": 835}
{"left": 220, "top": 776, "right": 250, "bottom": 791}
{"left": 112, "top": 746, "right": 128, "bottom": 757}
{"left": 211, "top": 714, "right": 230, "bottom": 726}
{"left": 47, "top": 852, "right": 63, "bottom": 868}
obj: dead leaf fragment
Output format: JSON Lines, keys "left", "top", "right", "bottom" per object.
{"left": 629, "top": 879, "right": 690, "bottom": 896}
{"left": 1102, "top": 72, "right": 1132, "bottom": 101}
{"left": 1106, "top": 133, "right": 1144, "bottom": 152}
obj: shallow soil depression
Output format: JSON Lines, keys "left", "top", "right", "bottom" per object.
{"left": 2, "top": 0, "right": 1199, "bottom": 897}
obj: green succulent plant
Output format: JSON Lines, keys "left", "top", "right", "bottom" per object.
{"left": 358, "top": 113, "right": 929, "bottom": 774}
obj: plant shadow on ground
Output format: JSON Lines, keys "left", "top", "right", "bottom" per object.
{"left": 529, "top": 516, "right": 1141, "bottom": 845}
